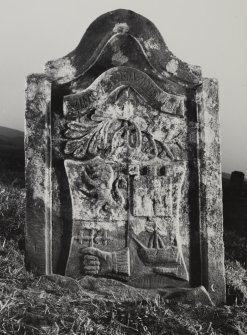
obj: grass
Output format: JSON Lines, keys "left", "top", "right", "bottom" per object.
{"left": 0, "top": 165, "right": 247, "bottom": 334}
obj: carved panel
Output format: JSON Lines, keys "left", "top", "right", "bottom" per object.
{"left": 64, "top": 67, "right": 185, "bottom": 118}
{"left": 63, "top": 85, "right": 185, "bottom": 164}
{"left": 65, "top": 158, "right": 128, "bottom": 220}
{"left": 133, "top": 171, "right": 172, "bottom": 217}
{"left": 63, "top": 72, "right": 188, "bottom": 283}
{"left": 128, "top": 162, "right": 188, "bottom": 283}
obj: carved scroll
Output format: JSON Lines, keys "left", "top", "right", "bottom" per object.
{"left": 64, "top": 67, "right": 185, "bottom": 118}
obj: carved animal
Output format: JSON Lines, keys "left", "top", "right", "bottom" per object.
{"left": 79, "top": 160, "right": 127, "bottom": 215}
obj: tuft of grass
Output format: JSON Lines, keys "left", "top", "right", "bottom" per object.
{"left": 224, "top": 230, "right": 247, "bottom": 268}
{"left": 0, "top": 184, "right": 25, "bottom": 247}
{"left": 225, "top": 260, "right": 247, "bottom": 305}
{"left": 1, "top": 241, "right": 247, "bottom": 335}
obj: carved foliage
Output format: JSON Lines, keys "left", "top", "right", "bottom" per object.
{"left": 64, "top": 87, "right": 184, "bottom": 162}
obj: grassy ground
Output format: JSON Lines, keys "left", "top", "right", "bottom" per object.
{"left": 0, "top": 165, "right": 247, "bottom": 334}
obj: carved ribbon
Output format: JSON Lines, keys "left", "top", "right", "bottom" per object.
{"left": 64, "top": 67, "right": 185, "bottom": 117}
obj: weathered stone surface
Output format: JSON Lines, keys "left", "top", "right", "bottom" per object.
{"left": 25, "top": 9, "right": 225, "bottom": 304}
{"left": 44, "top": 10, "right": 201, "bottom": 86}
{"left": 44, "top": 275, "right": 214, "bottom": 306}
{"left": 159, "top": 285, "right": 214, "bottom": 306}
{"left": 196, "top": 79, "right": 225, "bottom": 304}
{"left": 25, "top": 74, "right": 52, "bottom": 275}
{"left": 78, "top": 276, "right": 156, "bottom": 301}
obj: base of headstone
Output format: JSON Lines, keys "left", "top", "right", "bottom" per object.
{"left": 45, "top": 275, "right": 214, "bottom": 306}
{"left": 158, "top": 285, "right": 214, "bottom": 306}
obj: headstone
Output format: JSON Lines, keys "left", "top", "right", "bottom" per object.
{"left": 229, "top": 171, "right": 245, "bottom": 195}
{"left": 25, "top": 9, "right": 225, "bottom": 304}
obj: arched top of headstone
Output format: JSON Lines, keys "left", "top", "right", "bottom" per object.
{"left": 45, "top": 9, "right": 202, "bottom": 87}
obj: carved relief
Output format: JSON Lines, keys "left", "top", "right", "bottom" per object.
{"left": 131, "top": 234, "right": 178, "bottom": 267}
{"left": 65, "top": 158, "right": 128, "bottom": 220}
{"left": 80, "top": 247, "right": 130, "bottom": 276}
{"left": 132, "top": 169, "right": 172, "bottom": 217}
{"left": 63, "top": 67, "right": 185, "bottom": 117}
{"left": 64, "top": 86, "right": 185, "bottom": 162}
{"left": 74, "top": 228, "right": 110, "bottom": 246}
{"left": 72, "top": 229, "right": 130, "bottom": 276}
{"left": 129, "top": 162, "right": 188, "bottom": 281}
{"left": 25, "top": 9, "right": 225, "bottom": 303}
{"left": 63, "top": 67, "right": 188, "bottom": 284}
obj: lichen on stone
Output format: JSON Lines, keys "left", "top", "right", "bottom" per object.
{"left": 144, "top": 37, "right": 160, "bottom": 50}
{"left": 166, "top": 59, "right": 179, "bottom": 75}
{"left": 45, "top": 57, "right": 76, "bottom": 83}
{"left": 112, "top": 50, "right": 128, "bottom": 65}
{"left": 113, "top": 22, "right": 129, "bottom": 34}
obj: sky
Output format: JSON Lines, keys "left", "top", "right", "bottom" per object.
{"left": 0, "top": 0, "right": 246, "bottom": 175}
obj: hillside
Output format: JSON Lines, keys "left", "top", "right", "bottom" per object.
{"left": 0, "top": 126, "right": 24, "bottom": 151}
{"left": 0, "top": 126, "right": 24, "bottom": 186}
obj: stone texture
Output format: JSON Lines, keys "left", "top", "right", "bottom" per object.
{"left": 197, "top": 79, "right": 225, "bottom": 304}
{"left": 25, "top": 9, "right": 225, "bottom": 304}
{"left": 25, "top": 74, "right": 52, "bottom": 275}
{"left": 44, "top": 10, "right": 201, "bottom": 86}
{"left": 159, "top": 285, "right": 214, "bottom": 306}
{"left": 78, "top": 276, "right": 156, "bottom": 301}
{"left": 44, "top": 275, "right": 214, "bottom": 306}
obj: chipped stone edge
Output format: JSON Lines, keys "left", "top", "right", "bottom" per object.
{"left": 25, "top": 74, "right": 53, "bottom": 275}
{"left": 196, "top": 78, "right": 226, "bottom": 305}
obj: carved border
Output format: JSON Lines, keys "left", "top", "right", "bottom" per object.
{"left": 25, "top": 74, "right": 53, "bottom": 275}
{"left": 197, "top": 78, "right": 226, "bottom": 304}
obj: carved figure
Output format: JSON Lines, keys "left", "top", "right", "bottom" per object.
{"left": 79, "top": 159, "right": 127, "bottom": 215}
{"left": 146, "top": 221, "right": 166, "bottom": 249}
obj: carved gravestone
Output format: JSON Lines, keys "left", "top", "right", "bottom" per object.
{"left": 25, "top": 9, "right": 225, "bottom": 304}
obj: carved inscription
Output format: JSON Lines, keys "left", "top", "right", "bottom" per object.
{"left": 64, "top": 67, "right": 185, "bottom": 118}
